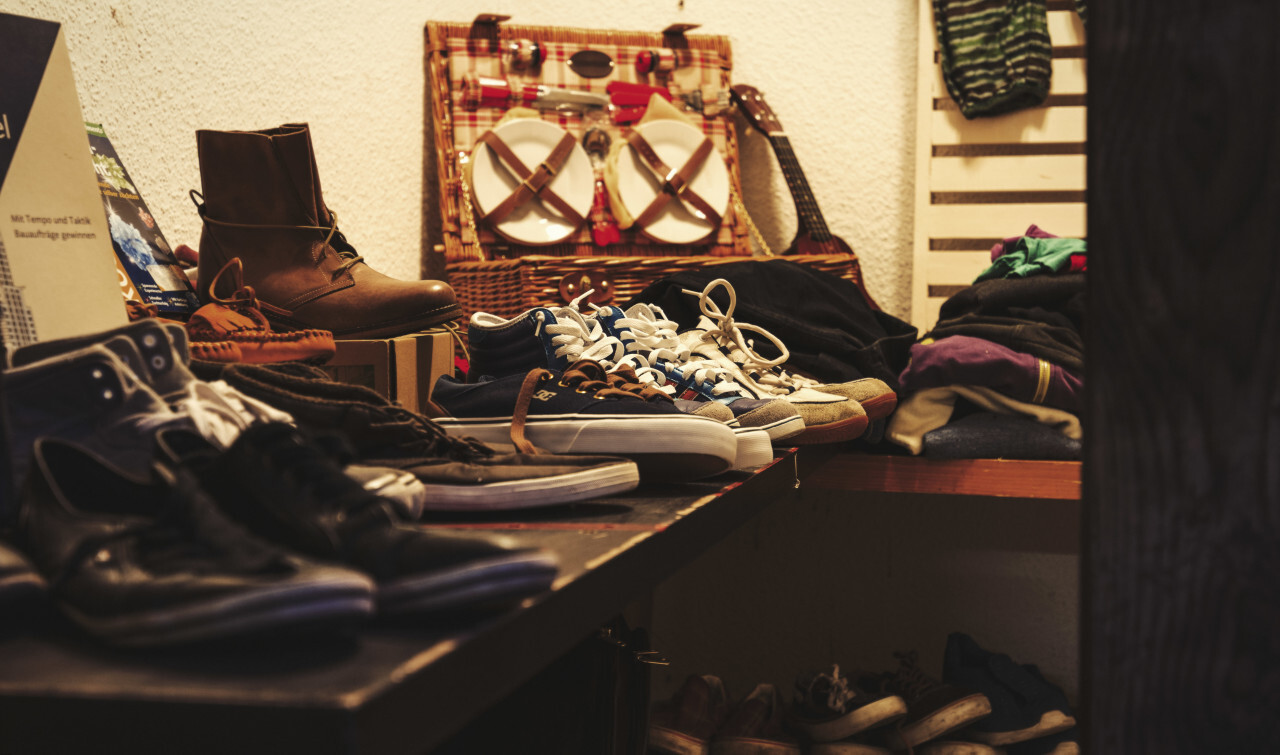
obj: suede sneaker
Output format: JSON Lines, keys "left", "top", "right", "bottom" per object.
{"left": 788, "top": 664, "right": 907, "bottom": 743}
{"left": 19, "top": 437, "right": 375, "bottom": 645}
{"left": 942, "top": 633, "right": 1076, "bottom": 747}
{"left": 430, "top": 359, "right": 738, "bottom": 481}
{"left": 859, "top": 651, "right": 992, "bottom": 750}
{"left": 159, "top": 422, "right": 560, "bottom": 614}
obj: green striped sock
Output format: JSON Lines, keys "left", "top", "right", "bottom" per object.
{"left": 933, "top": 0, "right": 1053, "bottom": 119}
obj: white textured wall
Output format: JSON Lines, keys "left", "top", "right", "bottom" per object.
{"left": 8, "top": 0, "right": 917, "bottom": 320}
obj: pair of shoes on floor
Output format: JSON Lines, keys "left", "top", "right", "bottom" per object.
{"left": 649, "top": 674, "right": 802, "bottom": 755}
{"left": 787, "top": 664, "right": 909, "bottom": 753}
{"left": 939, "top": 633, "right": 1078, "bottom": 755}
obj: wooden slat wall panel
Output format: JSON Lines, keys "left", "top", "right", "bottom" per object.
{"left": 912, "top": 0, "right": 1088, "bottom": 329}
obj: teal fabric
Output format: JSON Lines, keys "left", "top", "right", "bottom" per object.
{"left": 975, "top": 237, "right": 1087, "bottom": 282}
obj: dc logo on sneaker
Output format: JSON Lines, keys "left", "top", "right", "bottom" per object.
{"left": 532, "top": 389, "right": 557, "bottom": 402}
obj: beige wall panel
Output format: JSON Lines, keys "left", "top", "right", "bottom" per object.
{"left": 926, "top": 203, "right": 1087, "bottom": 239}
{"left": 933, "top": 107, "right": 1087, "bottom": 145}
{"left": 930, "top": 155, "right": 1087, "bottom": 191}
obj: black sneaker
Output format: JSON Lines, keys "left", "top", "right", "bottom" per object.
{"left": 18, "top": 437, "right": 375, "bottom": 645}
{"left": 859, "top": 651, "right": 992, "bottom": 750}
{"left": 0, "top": 540, "right": 46, "bottom": 612}
{"left": 942, "top": 633, "right": 1076, "bottom": 747}
{"left": 205, "top": 361, "right": 641, "bottom": 511}
{"left": 788, "top": 664, "right": 907, "bottom": 743}
{"left": 159, "top": 422, "right": 560, "bottom": 615}
{"left": 431, "top": 359, "right": 738, "bottom": 481}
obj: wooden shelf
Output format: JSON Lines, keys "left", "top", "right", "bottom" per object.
{"left": 0, "top": 452, "right": 802, "bottom": 755}
{"left": 804, "top": 452, "right": 1081, "bottom": 500}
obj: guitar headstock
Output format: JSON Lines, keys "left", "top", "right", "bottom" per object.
{"left": 730, "top": 85, "right": 784, "bottom": 137}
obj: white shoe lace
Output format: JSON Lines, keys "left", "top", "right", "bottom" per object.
{"left": 532, "top": 291, "right": 629, "bottom": 366}
{"left": 602, "top": 303, "right": 749, "bottom": 400}
{"left": 680, "top": 278, "right": 809, "bottom": 396}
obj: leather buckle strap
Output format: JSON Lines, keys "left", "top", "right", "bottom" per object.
{"left": 626, "top": 130, "right": 722, "bottom": 231}
{"left": 475, "top": 129, "right": 584, "bottom": 228}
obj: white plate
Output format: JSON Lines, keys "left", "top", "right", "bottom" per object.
{"left": 615, "top": 119, "right": 729, "bottom": 245}
{"left": 470, "top": 119, "right": 593, "bottom": 246}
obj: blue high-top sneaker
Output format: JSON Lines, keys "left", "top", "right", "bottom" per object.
{"left": 468, "top": 305, "right": 604, "bottom": 379}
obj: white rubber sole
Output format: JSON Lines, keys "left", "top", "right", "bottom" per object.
{"left": 437, "top": 414, "right": 738, "bottom": 479}
{"left": 417, "top": 461, "right": 639, "bottom": 511}
{"left": 732, "top": 427, "right": 774, "bottom": 470}
{"left": 966, "top": 710, "right": 1077, "bottom": 746}
{"left": 797, "top": 694, "right": 909, "bottom": 742}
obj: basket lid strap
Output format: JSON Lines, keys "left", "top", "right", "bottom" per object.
{"left": 475, "top": 129, "right": 585, "bottom": 228}
{"left": 626, "top": 131, "right": 721, "bottom": 230}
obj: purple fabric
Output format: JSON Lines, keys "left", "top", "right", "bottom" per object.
{"left": 899, "top": 335, "right": 1083, "bottom": 414}
{"left": 990, "top": 224, "right": 1058, "bottom": 261}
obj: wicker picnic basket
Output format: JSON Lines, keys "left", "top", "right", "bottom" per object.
{"left": 424, "top": 18, "right": 866, "bottom": 326}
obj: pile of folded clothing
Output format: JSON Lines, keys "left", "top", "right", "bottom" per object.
{"left": 888, "top": 226, "right": 1085, "bottom": 460}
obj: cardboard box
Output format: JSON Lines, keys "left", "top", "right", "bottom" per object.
{"left": 319, "top": 330, "right": 455, "bottom": 413}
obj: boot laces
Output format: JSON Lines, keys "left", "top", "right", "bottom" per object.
{"left": 322, "top": 211, "right": 365, "bottom": 277}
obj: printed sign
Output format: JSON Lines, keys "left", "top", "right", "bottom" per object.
{"left": 0, "top": 13, "right": 127, "bottom": 352}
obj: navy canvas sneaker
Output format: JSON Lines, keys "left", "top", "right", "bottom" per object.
{"left": 160, "top": 422, "right": 561, "bottom": 615}
{"left": 942, "top": 633, "right": 1076, "bottom": 747}
{"left": 593, "top": 303, "right": 806, "bottom": 443}
{"left": 19, "top": 437, "right": 375, "bottom": 645}
{"left": 431, "top": 359, "right": 738, "bottom": 481}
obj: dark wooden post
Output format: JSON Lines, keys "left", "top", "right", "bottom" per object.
{"left": 1086, "top": 1, "right": 1280, "bottom": 751}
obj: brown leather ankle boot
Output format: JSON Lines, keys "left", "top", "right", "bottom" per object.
{"left": 193, "top": 123, "right": 460, "bottom": 339}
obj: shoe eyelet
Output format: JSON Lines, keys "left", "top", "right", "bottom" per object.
{"left": 90, "top": 368, "right": 104, "bottom": 380}
{"left": 101, "top": 389, "right": 115, "bottom": 401}
{"left": 151, "top": 355, "right": 167, "bottom": 371}
{"left": 556, "top": 380, "right": 570, "bottom": 388}
{"left": 142, "top": 334, "right": 158, "bottom": 348}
